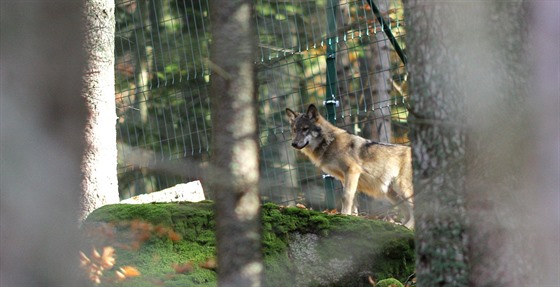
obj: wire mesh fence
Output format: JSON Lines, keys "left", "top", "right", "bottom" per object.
{"left": 115, "top": 0, "right": 409, "bottom": 212}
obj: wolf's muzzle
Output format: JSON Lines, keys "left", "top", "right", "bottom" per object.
{"left": 291, "top": 142, "right": 308, "bottom": 149}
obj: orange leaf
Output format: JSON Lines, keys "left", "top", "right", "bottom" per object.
{"left": 155, "top": 225, "right": 167, "bottom": 236}
{"left": 92, "top": 276, "right": 101, "bottom": 285}
{"left": 199, "top": 258, "right": 217, "bottom": 271}
{"left": 79, "top": 251, "right": 91, "bottom": 267}
{"left": 100, "top": 246, "right": 116, "bottom": 269}
{"left": 91, "top": 247, "right": 101, "bottom": 260}
{"left": 120, "top": 266, "right": 141, "bottom": 277}
{"left": 168, "top": 231, "right": 182, "bottom": 242}
{"left": 172, "top": 262, "right": 194, "bottom": 274}
{"left": 115, "top": 270, "right": 126, "bottom": 281}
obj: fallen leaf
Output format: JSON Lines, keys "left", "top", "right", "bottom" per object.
{"left": 119, "top": 266, "right": 141, "bottom": 277}
{"left": 115, "top": 270, "right": 126, "bottom": 281}
{"left": 100, "top": 246, "right": 116, "bottom": 269}
{"left": 79, "top": 251, "right": 91, "bottom": 267}
{"left": 155, "top": 225, "right": 168, "bottom": 236}
{"left": 91, "top": 247, "right": 101, "bottom": 260}
{"left": 172, "top": 262, "right": 194, "bottom": 274}
{"left": 199, "top": 258, "right": 217, "bottom": 271}
{"left": 168, "top": 231, "right": 181, "bottom": 242}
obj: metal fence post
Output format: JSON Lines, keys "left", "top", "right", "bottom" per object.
{"left": 324, "top": 0, "right": 339, "bottom": 210}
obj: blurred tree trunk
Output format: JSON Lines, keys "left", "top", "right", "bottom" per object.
{"left": 407, "top": 1, "right": 555, "bottom": 287}
{"left": 530, "top": 2, "right": 560, "bottom": 285}
{"left": 81, "top": 0, "right": 120, "bottom": 221}
{"left": 1, "top": 1, "right": 86, "bottom": 286}
{"left": 208, "top": 1, "right": 262, "bottom": 286}
{"left": 459, "top": 2, "right": 537, "bottom": 286}
{"left": 405, "top": 2, "right": 469, "bottom": 286}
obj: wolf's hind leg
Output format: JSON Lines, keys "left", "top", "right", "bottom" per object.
{"left": 352, "top": 197, "right": 359, "bottom": 215}
{"left": 401, "top": 200, "right": 414, "bottom": 229}
{"left": 388, "top": 187, "right": 414, "bottom": 229}
{"left": 341, "top": 172, "right": 360, "bottom": 215}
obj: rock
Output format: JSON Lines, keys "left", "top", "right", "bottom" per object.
{"left": 83, "top": 202, "right": 415, "bottom": 287}
{"left": 120, "top": 180, "right": 204, "bottom": 204}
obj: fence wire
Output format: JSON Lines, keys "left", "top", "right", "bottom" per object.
{"left": 115, "top": 0, "right": 408, "bottom": 212}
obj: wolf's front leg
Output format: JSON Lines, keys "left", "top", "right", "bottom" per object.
{"left": 341, "top": 172, "right": 360, "bottom": 215}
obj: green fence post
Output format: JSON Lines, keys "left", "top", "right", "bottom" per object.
{"left": 324, "top": 0, "right": 339, "bottom": 210}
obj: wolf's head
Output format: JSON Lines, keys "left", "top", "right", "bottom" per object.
{"left": 285, "top": 104, "right": 323, "bottom": 150}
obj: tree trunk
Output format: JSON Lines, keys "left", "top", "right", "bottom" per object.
{"left": 406, "top": 1, "right": 557, "bottom": 287}
{"left": 1, "top": 1, "right": 86, "bottom": 285}
{"left": 459, "top": 2, "right": 537, "bottom": 286}
{"left": 530, "top": 3, "right": 560, "bottom": 285}
{"left": 370, "top": 0, "right": 392, "bottom": 143}
{"left": 405, "top": 2, "right": 469, "bottom": 286}
{"left": 208, "top": 1, "right": 262, "bottom": 286}
{"left": 81, "top": 0, "right": 120, "bottom": 221}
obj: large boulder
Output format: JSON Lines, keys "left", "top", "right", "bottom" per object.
{"left": 83, "top": 202, "right": 414, "bottom": 286}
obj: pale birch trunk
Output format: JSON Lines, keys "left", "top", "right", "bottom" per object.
{"left": 81, "top": 0, "right": 119, "bottom": 221}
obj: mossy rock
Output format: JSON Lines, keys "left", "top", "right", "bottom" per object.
{"left": 83, "top": 202, "right": 414, "bottom": 287}
{"left": 376, "top": 278, "right": 405, "bottom": 287}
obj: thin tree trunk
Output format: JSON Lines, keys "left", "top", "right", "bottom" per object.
{"left": 208, "top": 1, "right": 262, "bottom": 286}
{"left": 133, "top": 0, "right": 151, "bottom": 125}
{"left": 370, "top": 0, "right": 392, "bottom": 143}
{"left": 81, "top": 0, "right": 120, "bottom": 221}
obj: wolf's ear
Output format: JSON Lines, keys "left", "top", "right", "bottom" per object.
{"left": 306, "top": 104, "right": 319, "bottom": 120}
{"left": 285, "top": 108, "right": 298, "bottom": 123}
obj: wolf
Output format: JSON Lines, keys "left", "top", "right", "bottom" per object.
{"left": 286, "top": 104, "right": 414, "bottom": 228}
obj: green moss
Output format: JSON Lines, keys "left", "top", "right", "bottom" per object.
{"left": 376, "top": 278, "right": 404, "bottom": 287}
{"left": 84, "top": 202, "right": 414, "bottom": 287}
